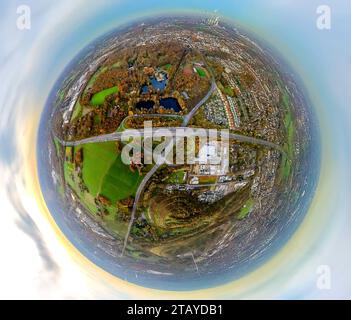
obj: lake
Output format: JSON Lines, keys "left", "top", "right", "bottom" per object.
{"left": 136, "top": 100, "right": 155, "bottom": 110}
{"left": 159, "top": 97, "right": 181, "bottom": 112}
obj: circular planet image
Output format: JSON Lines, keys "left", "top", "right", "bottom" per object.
{"left": 38, "top": 15, "right": 320, "bottom": 290}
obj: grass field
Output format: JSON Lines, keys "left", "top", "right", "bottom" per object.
{"left": 195, "top": 67, "right": 206, "bottom": 78}
{"left": 64, "top": 162, "right": 75, "bottom": 188}
{"left": 91, "top": 86, "right": 119, "bottom": 106}
{"left": 223, "top": 86, "right": 234, "bottom": 97}
{"left": 280, "top": 153, "right": 291, "bottom": 181}
{"left": 198, "top": 176, "right": 217, "bottom": 184}
{"left": 81, "top": 142, "right": 118, "bottom": 196}
{"left": 53, "top": 137, "right": 61, "bottom": 158}
{"left": 70, "top": 100, "right": 83, "bottom": 122}
{"left": 279, "top": 112, "right": 294, "bottom": 181}
{"left": 64, "top": 148, "right": 131, "bottom": 236}
{"left": 80, "top": 141, "right": 143, "bottom": 203}
{"left": 237, "top": 198, "right": 254, "bottom": 220}
{"left": 84, "top": 66, "right": 108, "bottom": 94}
{"left": 69, "top": 66, "right": 110, "bottom": 123}
{"left": 64, "top": 160, "right": 99, "bottom": 215}
{"left": 162, "top": 63, "right": 172, "bottom": 71}
{"left": 166, "top": 170, "right": 186, "bottom": 184}
{"left": 100, "top": 156, "right": 144, "bottom": 202}
{"left": 276, "top": 79, "right": 295, "bottom": 182}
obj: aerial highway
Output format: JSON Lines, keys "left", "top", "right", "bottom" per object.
{"left": 60, "top": 127, "right": 283, "bottom": 153}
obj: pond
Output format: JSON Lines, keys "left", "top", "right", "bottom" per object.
{"left": 136, "top": 100, "right": 155, "bottom": 110}
{"left": 141, "top": 84, "right": 149, "bottom": 94}
{"left": 150, "top": 74, "right": 168, "bottom": 91}
{"left": 159, "top": 97, "right": 181, "bottom": 112}
{"left": 141, "top": 71, "right": 168, "bottom": 94}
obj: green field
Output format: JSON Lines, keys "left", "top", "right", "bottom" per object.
{"left": 223, "top": 86, "right": 234, "bottom": 97}
{"left": 84, "top": 66, "right": 108, "bottom": 95}
{"left": 166, "top": 170, "right": 186, "bottom": 184}
{"left": 199, "top": 177, "right": 217, "bottom": 184}
{"left": 277, "top": 80, "right": 295, "bottom": 182}
{"left": 111, "top": 62, "right": 121, "bottom": 68}
{"left": 79, "top": 141, "right": 143, "bottom": 203}
{"left": 284, "top": 111, "right": 295, "bottom": 157}
{"left": 53, "top": 137, "right": 61, "bottom": 158}
{"left": 81, "top": 142, "right": 118, "bottom": 196}
{"left": 282, "top": 105, "right": 294, "bottom": 178}
{"left": 195, "top": 67, "right": 206, "bottom": 78}
{"left": 280, "top": 112, "right": 294, "bottom": 181}
{"left": 70, "top": 100, "right": 83, "bottom": 122}
{"left": 280, "top": 153, "right": 291, "bottom": 181}
{"left": 237, "top": 198, "right": 254, "bottom": 220}
{"left": 64, "top": 161, "right": 99, "bottom": 214}
{"left": 63, "top": 141, "right": 145, "bottom": 221}
{"left": 100, "top": 156, "right": 144, "bottom": 202}
{"left": 64, "top": 144, "right": 136, "bottom": 236}
{"left": 218, "top": 82, "right": 234, "bottom": 97}
{"left": 69, "top": 66, "right": 110, "bottom": 123}
{"left": 64, "top": 162, "right": 75, "bottom": 188}
{"left": 91, "top": 86, "right": 119, "bottom": 106}
{"left": 162, "top": 63, "right": 172, "bottom": 71}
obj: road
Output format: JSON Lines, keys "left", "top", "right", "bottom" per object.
{"left": 182, "top": 80, "right": 217, "bottom": 126}
{"left": 61, "top": 127, "right": 284, "bottom": 153}
{"left": 121, "top": 80, "right": 217, "bottom": 256}
{"left": 118, "top": 113, "right": 183, "bottom": 131}
{"left": 121, "top": 161, "right": 160, "bottom": 256}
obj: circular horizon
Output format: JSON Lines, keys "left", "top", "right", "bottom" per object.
{"left": 37, "top": 14, "right": 320, "bottom": 291}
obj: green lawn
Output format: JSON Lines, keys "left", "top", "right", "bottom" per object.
{"left": 277, "top": 79, "right": 295, "bottom": 182}
{"left": 199, "top": 176, "right": 217, "bottom": 184}
{"left": 223, "top": 86, "right": 234, "bottom": 97}
{"left": 64, "top": 159, "right": 99, "bottom": 214}
{"left": 162, "top": 63, "right": 172, "bottom": 70}
{"left": 58, "top": 90, "right": 65, "bottom": 102}
{"left": 64, "top": 162, "right": 75, "bottom": 187}
{"left": 69, "top": 66, "right": 110, "bottom": 122}
{"left": 85, "top": 66, "right": 108, "bottom": 94}
{"left": 91, "top": 86, "right": 119, "bottom": 106}
{"left": 53, "top": 137, "right": 61, "bottom": 158}
{"left": 284, "top": 112, "right": 295, "bottom": 156}
{"left": 195, "top": 67, "right": 206, "bottom": 78}
{"left": 111, "top": 62, "right": 121, "bottom": 68}
{"left": 81, "top": 140, "right": 144, "bottom": 203}
{"left": 100, "top": 155, "right": 144, "bottom": 202}
{"left": 70, "top": 100, "right": 83, "bottom": 122}
{"left": 280, "top": 153, "right": 291, "bottom": 181}
{"left": 237, "top": 199, "right": 254, "bottom": 220}
{"left": 280, "top": 108, "right": 294, "bottom": 181}
{"left": 82, "top": 142, "right": 118, "bottom": 196}
{"left": 166, "top": 170, "right": 185, "bottom": 184}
